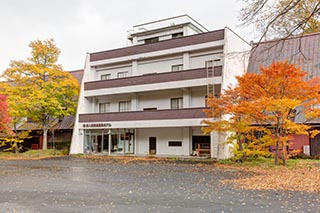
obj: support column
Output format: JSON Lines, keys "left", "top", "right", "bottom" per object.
{"left": 183, "top": 52, "right": 190, "bottom": 70}
{"left": 182, "top": 127, "right": 191, "bottom": 155}
{"left": 182, "top": 88, "right": 191, "bottom": 108}
{"left": 210, "top": 131, "right": 220, "bottom": 159}
{"left": 108, "top": 130, "right": 112, "bottom": 155}
{"left": 132, "top": 60, "right": 138, "bottom": 76}
{"left": 131, "top": 93, "right": 138, "bottom": 111}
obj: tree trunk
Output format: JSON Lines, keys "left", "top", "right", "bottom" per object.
{"left": 13, "top": 123, "right": 18, "bottom": 154}
{"left": 42, "top": 128, "right": 48, "bottom": 150}
{"left": 275, "top": 141, "right": 279, "bottom": 165}
{"left": 282, "top": 141, "right": 286, "bottom": 166}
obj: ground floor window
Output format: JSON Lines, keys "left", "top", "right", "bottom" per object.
{"left": 83, "top": 129, "right": 135, "bottom": 154}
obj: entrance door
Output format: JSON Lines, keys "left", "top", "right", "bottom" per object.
{"left": 149, "top": 137, "right": 156, "bottom": 154}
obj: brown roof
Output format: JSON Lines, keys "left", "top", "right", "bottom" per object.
{"left": 247, "top": 32, "right": 320, "bottom": 79}
{"left": 69, "top": 69, "right": 84, "bottom": 84}
{"left": 17, "top": 116, "right": 75, "bottom": 131}
{"left": 54, "top": 116, "right": 75, "bottom": 130}
{"left": 90, "top": 29, "right": 225, "bottom": 61}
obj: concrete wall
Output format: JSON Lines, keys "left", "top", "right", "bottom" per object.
{"left": 138, "top": 56, "right": 183, "bottom": 75}
{"left": 96, "top": 65, "right": 131, "bottom": 80}
{"left": 90, "top": 88, "right": 206, "bottom": 113}
{"left": 136, "top": 127, "right": 190, "bottom": 155}
{"left": 190, "top": 52, "right": 223, "bottom": 69}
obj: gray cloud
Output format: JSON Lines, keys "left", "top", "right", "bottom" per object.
{"left": 0, "top": 0, "right": 255, "bottom": 72}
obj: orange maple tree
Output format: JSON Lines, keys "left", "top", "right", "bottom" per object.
{"left": 203, "top": 61, "right": 320, "bottom": 165}
{"left": 0, "top": 95, "right": 12, "bottom": 136}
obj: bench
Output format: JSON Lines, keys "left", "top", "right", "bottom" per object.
{"left": 196, "top": 143, "right": 210, "bottom": 156}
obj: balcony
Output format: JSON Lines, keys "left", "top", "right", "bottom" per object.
{"left": 90, "top": 29, "right": 224, "bottom": 61}
{"left": 84, "top": 67, "right": 222, "bottom": 91}
{"left": 79, "top": 107, "right": 207, "bottom": 123}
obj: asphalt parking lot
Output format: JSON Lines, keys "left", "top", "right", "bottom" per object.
{"left": 0, "top": 157, "right": 318, "bottom": 213}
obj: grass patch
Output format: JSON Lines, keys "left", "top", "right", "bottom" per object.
{"left": 0, "top": 149, "right": 67, "bottom": 159}
{"left": 219, "top": 157, "right": 319, "bottom": 168}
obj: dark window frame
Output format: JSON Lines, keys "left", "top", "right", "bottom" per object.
{"left": 168, "top": 141, "right": 182, "bottom": 147}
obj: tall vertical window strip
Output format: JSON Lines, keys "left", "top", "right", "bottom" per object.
{"left": 117, "top": 71, "right": 128, "bottom": 79}
{"left": 119, "top": 101, "right": 131, "bottom": 112}
{"left": 99, "top": 102, "right": 110, "bottom": 113}
{"left": 170, "top": 97, "right": 183, "bottom": 109}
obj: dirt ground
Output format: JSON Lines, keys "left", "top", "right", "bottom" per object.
{"left": 0, "top": 156, "right": 318, "bottom": 213}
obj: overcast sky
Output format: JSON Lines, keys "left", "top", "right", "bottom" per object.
{"left": 0, "top": 0, "right": 257, "bottom": 72}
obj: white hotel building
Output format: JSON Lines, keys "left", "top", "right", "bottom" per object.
{"left": 70, "top": 15, "right": 250, "bottom": 159}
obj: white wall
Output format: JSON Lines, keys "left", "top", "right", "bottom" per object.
{"left": 92, "top": 88, "right": 206, "bottom": 113}
{"left": 136, "top": 28, "right": 184, "bottom": 45}
{"left": 222, "top": 27, "right": 251, "bottom": 90}
{"left": 190, "top": 87, "right": 206, "bottom": 108}
{"left": 138, "top": 56, "right": 183, "bottom": 75}
{"left": 189, "top": 52, "right": 223, "bottom": 69}
{"left": 96, "top": 65, "right": 132, "bottom": 80}
{"left": 96, "top": 94, "right": 132, "bottom": 112}
{"left": 137, "top": 90, "right": 182, "bottom": 110}
{"left": 136, "top": 127, "right": 190, "bottom": 155}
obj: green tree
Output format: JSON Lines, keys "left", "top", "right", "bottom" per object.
{"left": 1, "top": 39, "right": 79, "bottom": 150}
{"left": 203, "top": 61, "right": 320, "bottom": 165}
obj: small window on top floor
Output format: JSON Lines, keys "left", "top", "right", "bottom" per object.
{"left": 99, "top": 102, "right": 110, "bottom": 113}
{"left": 117, "top": 71, "right": 128, "bottom": 79}
{"left": 172, "top": 32, "right": 183, "bottom": 38}
{"left": 144, "top": 37, "right": 159, "bottom": 44}
{"left": 171, "top": 97, "right": 183, "bottom": 109}
{"left": 171, "top": 64, "right": 183, "bottom": 72}
{"left": 101, "top": 74, "right": 111, "bottom": 80}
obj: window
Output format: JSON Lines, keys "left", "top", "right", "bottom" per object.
{"left": 119, "top": 101, "right": 131, "bottom": 112}
{"left": 99, "top": 102, "right": 110, "bottom": 113}
{"left": 168, "top": 141, "right": 182, "bottom": 147}
{"left": 172, "top": 32, "right": 183, "bottom": 38}
{"left": 205, "top": 60, "right": 213, "bottom": 68}
{"left": 27, "top": 117, "right": 34, "bottom": 123}
{"left": 143, "top": 107, "right": 157, "bottom": 111}
{"left": 171, "top": 97, "right": 183, "bottom": 109}
{"left": 171, "top": 64, "right": 183, "bottom": 72}
{"left": 101, "top": 74, "right": 111, "bottom": 80}
{"left": 144, "top": 37, "right": 159, "bottom": 44}
{"left": 117, "top": 72, "right": 128, "bottom": 79}
{"left": 214, "top": 84, "right": 222, "bottom": 97}
{"left": 214, "top": 66, "right": 222, "bottom": 77}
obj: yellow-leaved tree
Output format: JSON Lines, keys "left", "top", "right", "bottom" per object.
{"left": 1, "top": 39, "right": 79, "bottom": 150}
{"left": 203, "top": 61, "right": 320, "bottom": 165}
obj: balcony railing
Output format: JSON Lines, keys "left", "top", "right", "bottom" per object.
{"left": 79, "top": 107, "right": 207, "bottom": 122}
{"left": 84, "top": 67, "right": 221, "bottom": 91}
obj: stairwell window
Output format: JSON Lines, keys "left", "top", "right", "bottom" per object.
{"left": 117, "top": 71, "right": 128, "bottom": 79}
{"left": 171, "top": 64, "right": 183, "bottom": 72}
{"left": 99, "top": 102, "right": 110, "bottom": 113}
{"left": 119, "top": 101, "right": 131, "bottom": 112}
{"left": 214, "top": 66, "right": 222, "bottom": 77}
{"left": 214, "top": 84, "right": 222, "bottom": 98}
{"left": 171, "top": 97, "right": 183, "bottom": 109}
